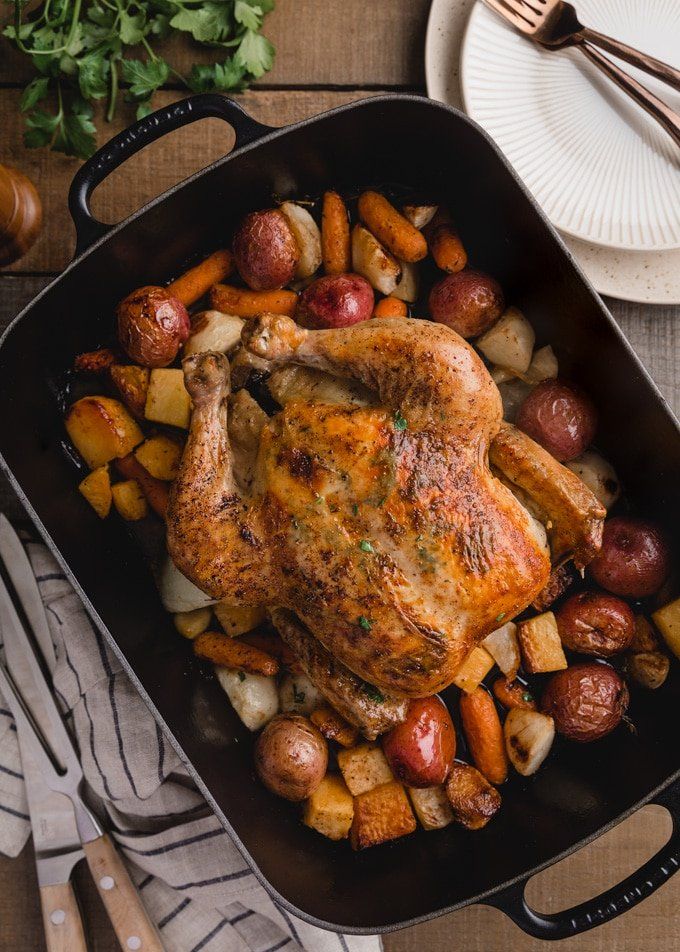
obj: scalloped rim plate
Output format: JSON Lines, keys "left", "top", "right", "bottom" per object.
{"left": 425, "top": 0, "right": 680, "bottom": 304}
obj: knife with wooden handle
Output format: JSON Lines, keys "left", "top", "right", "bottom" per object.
{"left": 0, "top": 516, "right": 163, "bottom": 952}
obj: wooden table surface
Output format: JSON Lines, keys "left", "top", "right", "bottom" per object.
{"left": 1, "top": 2, "right": 679, "bottom": 949}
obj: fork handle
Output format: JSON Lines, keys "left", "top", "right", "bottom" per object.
{"left": 578, "top": 42, "right": 680, "bottom": 149}
{"left": 580, "top": 28, "right": 680, "bottom": 93}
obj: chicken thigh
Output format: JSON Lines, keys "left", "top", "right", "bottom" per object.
{"left": 167, "top": 316, "right": 604, "bottom": 697}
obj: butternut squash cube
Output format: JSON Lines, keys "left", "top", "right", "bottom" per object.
{"left": 78, "top": 465, "right": 112, "bottom": 518}
{"left": 337, "top": 743, "right": 393, "bottom": 796}
{"left": 65, "top": 396, "right": 143, "bottom": 469}
{"left": 653, "top": 598, "right": 680, "bottom": 660}
{"left": 451, "top": 646, "right": 495, "bottom": 693}
{"left": 111, "top": 479, "right": 148, "bottom": 521}
{"left": 350, "top": 781, "right": 416, "bottom": 850}
{"left": 213, "top": 601, "right": 267, "bottom": 638}
{"left": 109, "top": 364, "right": 150, "bottom": 418}
{"left": 518, "top": 611, "right": 567, "bottom": 674}
{"left": 134, "top": 434, "right": 182, "bottom": 481}
{"left": 303, "top": 775, "right": 354, "bottom": 841}
{"left": 145, "top": 369, "right": 191, "bottom": 429}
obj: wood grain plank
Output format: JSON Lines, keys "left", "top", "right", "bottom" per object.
{"left": 0, "top": 87, "right": 392, "bottom": 273}
{"left": 0, "top": 0, "right": 429, "bottom": 86}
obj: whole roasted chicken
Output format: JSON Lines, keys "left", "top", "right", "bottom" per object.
{"left": 167, "top": 316, "right": 604, "bottom": 707}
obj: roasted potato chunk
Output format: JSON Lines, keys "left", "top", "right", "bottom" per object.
{"left": 111, "top": 479, "right": 148, "bottom": 521}
{"left": 445, "top": 763, "right": 501, "bottom": 830}
{"left": 451, "top": 646, "right": 495, "bottom": 693}
{"left": 213, "top": 601, "right": 266, "bottom": 637}
{"left": 350, "top": 780, "right": 416, "bottom": 850}
{"left": 134, "top": 434, "right": 182, "bottom": 481}
{"left": 78, "top": 465, "right": 112, "bottom": 518}
{"left": 517, "top": 612, "right": 568, "bottom": 674}
{"left": 145, "top": 368, "right": 192, "bottom": 429}
{"left": 303, "top": 774, "right": 354, "bottom": 841}
{"left": 66, "top": 396, "right": 143, "bottom": 469}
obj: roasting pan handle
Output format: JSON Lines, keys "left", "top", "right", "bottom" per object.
{"left": 485, "top": 779, "right": 680, "bottom": 940}
{"left": 68, "top": 93, "right": 274, "bottom": 256}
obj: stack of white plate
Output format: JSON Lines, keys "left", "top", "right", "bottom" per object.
{"left": 425, "top": 0, "right": 680, "bottom": 303}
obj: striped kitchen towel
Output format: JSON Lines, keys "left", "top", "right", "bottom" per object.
{"left": 0, "top": 540, "right": 381, "bottom": 952}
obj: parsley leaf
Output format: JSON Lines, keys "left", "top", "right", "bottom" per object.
{"left": 20, "top": 76, "right": 50, "bottom": 113}
{"left": 234, "top": 0, "right": 263, "bottom": 31}
{"left": 361, "top": 682, "right": 385, "bottom": 703}
{"left": 358, "top": 616, "right": 372, "bottom": 631}
{"left": 187, "top": 58, "right": 246, "bottom": 93}
{"left": 359, "top": 539, "right": 374, "bottom": 553}
{"left": 78, "top": 52, "right": 110, "bottom": 100}
{"left": 235, "top": 28, "right": 274, "bottom": 77}
{"left": 121, "top": 58, "right": 170, "bottom": 102}
{"left": 394, "top": 409, "right": 408, "bottom": 431}
{"left": 23, "top": 107, "right": 60, "bottom": 149}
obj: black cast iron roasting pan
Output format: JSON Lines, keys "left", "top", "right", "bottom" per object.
{"left": 1, "top": 93, "right": 680, "bottom": 938}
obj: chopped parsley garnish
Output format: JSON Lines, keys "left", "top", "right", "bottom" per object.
{"left": 352, "top": 503, "right": 359, "bottom": 516}
{"left": 522, "top": 692, "right": 534, "bottom": 703}
{"left": 362, "top": 682, "right": 385, "bottom": 703}
{"left": 496, "top": 612, "right": 506, "bottom": 622}
{"left": 237, "top": 670, "right": 246, "bottom": 682}
{"left": 376, "top": 496, "right": 386, "bottom": 507}
{"left": 393, "top": 409, "right": 408, "bottom": 431}
{"left": 358, "top": 616, "right": 373, "bottom": 631}
{"left": 359, "top": 539, "right": 374, "bottom": 553}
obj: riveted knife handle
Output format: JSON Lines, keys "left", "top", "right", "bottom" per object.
{"left": 83, "top": 833, "right": 163, "bottom": 952}
{"left": 39, "top": 882, "right": 88, "bottom": 952}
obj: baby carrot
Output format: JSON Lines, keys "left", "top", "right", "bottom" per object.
{"left": 167, "top": 249, "right": 233, "bottom": 306}
{"left": 321, "top": 190, "right": 351, "bottom": 274}
{"left": 459, "top": 687, "right": 508, "bottom": 785}
{"left": 209, "top": 283, "right": 297, "bottom": 318}
{"left": 373, "top": 297, "right": 408, "bottom": 318}
{"left": 358, "top": 191, "right": 428, "bottom": 263}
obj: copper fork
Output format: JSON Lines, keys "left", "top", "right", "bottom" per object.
{"left": 482, "top": 0, "right": 680, "bottom": 148}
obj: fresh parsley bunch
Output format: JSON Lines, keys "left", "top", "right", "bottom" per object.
{"left": 3, "top": 0, "right": 275, "bottom": 159}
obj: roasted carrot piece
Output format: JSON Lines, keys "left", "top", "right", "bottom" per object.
{"left": 373, "top": 296, "right": 408, "bottom": 318}
{"left": 321, "top": 190, "right": 351, "bottom": 274}
{"left": 311, "top": 704, "right": 359, "bottom": 748}
{"left": 492, "top": 678, "right": 537, "bottom": 712}
{"left": 74, "top": 348, "right": 117, "bottom": 373}
{"left": 115, "top": 453, "right": 169, "bottom": 519}
{"left": 429, "top": 220, "right": 467, "bottom": 274}
{"left": 194, "top": 631, "right": 279, "bottom": 676}
{"left": 209, "top": 283, "right": 297, "bottom": 318}
{"left": 357, "top": 191, "right": 427, "bottom": 263}
{"left": 167, "top": 249, "right": 233, "bottom": 306}
{"left": 459, "top": 687, "right": 508, "bottom": 785}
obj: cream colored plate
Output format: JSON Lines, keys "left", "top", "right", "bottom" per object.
{"left": 425, "top": 0, "right": 680, "bottom": 303}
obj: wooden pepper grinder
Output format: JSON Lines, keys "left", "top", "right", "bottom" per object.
{"left": 0, "top": 164, "right": 42, "bottom": 267}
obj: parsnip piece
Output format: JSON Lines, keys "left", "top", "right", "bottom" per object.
{"left": 476, "top": 306, "right": 535, "bottom": 375}
{"left": 408, "top": 784, "right": 454, "bottom": 831}
{"left": 451, "top": 646, "right": 495, "bottom": 693}
{"left": 566, "top": 450, "right": 620, "bottom": 510}
{"left": 504, "top": 708, "right": 555, "bottom": 776}
{"left": 145, "top": 369, "right": 191, "bottom": 429}
{"left": 482, "top": 622, "right": 520, "bottom": 679}
{"left": 303, "top": 775, "right": 354, "bottom": 841}
{"left": 351, "top": 224, "right": 401, "bottom": 295}
{"left": 517, "top": 612, "right": 567, "bottom": 674}
{"left": 183, "top": 310, "right": 244, "bottom": 357}
{"left": 280, "top": 202, "right": 322, "bottom": 279}
{"left": 215, "top": 667, "right": 279, "bottom": 731}
{"left": 524, "top": 345, "right": 558, "bottom": 384}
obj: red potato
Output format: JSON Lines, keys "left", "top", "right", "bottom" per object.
{"left": 516, "top": 379, "right": 597, "bottom": 462}
{"left": 233, "top": 209, "right": 299, "bottom": 290}
{"left": 428, "top": 269, "right": 504, "bottom": 339}
{"left": 382, "top": 696, "right": 456, "bottom": 788}
{"left": 541, "top": 662, "right": 629, "bottom": 742}
{"left": 556, "top": 591, "right": 635, "bottom": 658}
{"left": 589, "top": 516, "right": 671, "bottom": 599}
{"left": 255, "top": 714, "right": 328, "bottom": 801}
{"left": 116, "top": 286, "right": 190, "bottom": 368}
{"left": 296, "top": 274, "right": 374, "bottom": 329}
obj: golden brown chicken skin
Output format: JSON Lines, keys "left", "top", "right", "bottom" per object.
{"left": 167, "top": 316, "right": 601, "bottom": 697}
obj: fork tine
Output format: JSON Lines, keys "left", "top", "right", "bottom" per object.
{"left": 481, "top": 0, "right": 535, "bottom": 32}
